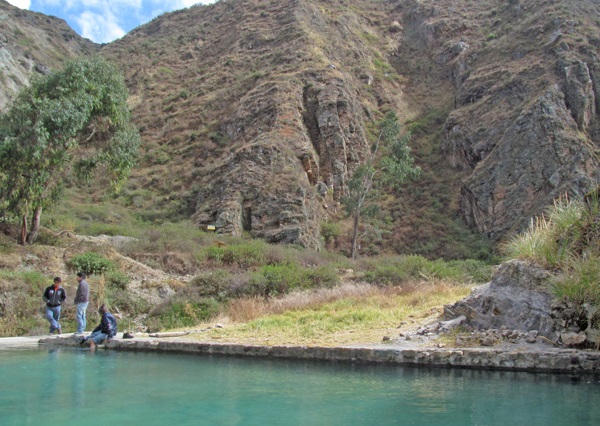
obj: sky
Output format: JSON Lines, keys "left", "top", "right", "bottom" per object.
{"left": 5, "top": 0, "right": 218, "bottom": 44}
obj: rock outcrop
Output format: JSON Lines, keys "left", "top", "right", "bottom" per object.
{"left": 445, "top": 259, "right": 600, "bottom": 348}
{"left": 444, "top": 260, "right": 556, "bottom": 337}
{"left": 423, "top": 0, "right": 600, "bottom": 239}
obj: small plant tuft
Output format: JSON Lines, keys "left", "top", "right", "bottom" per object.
{"left": 68, "top": 252, "right": 115, "bottom": 275}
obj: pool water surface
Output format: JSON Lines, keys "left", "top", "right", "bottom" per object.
{"left": 0, "top": 348, "right": 598, "bottom": 425}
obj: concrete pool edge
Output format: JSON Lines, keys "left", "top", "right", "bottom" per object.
{"left": 29, "top": 335, "right": 600, "bottom": 374}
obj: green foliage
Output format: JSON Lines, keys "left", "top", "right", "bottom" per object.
{"left": 209, "top": 131, "right": 229, "bottom": 147}
{"left": 198, "top": 240, "right": 267, "bottom": 268}
{"left": 68, "top": 252, "right": 115, "bottom": 275}
{"left": 551, "top": 256, "right": 600, "bottom": 307}
{"left": 502, "top": 196, "right": 590, "bottom": 268}
{"left": 250, "top": 263, "right": 304, "bottom": 296}
{"left": 105, "top": 270, "right": 130, "bottom": 290}
{"left": 362, "top": 255, "right": 492, "bottom": 286}
{"left": 343, "top": 110, "right": 420, "bottom": 258}
{"left": 107, "top": 288, "right": 150, "bottom": 317}
{"left": 146, "top": 296, "right": 221, "bottom": 332}
{"left": 249, "top": 263, "right": 339, "bottom": 297}
{"left": 302, "top": 265, "right": 340, "bottom": 288}
{"left": 0, "top": 56, "right": 140, "bottom": 243}
{"left": 504, "top": 193, "right": 600, "bottom": 307}
{"left": 320, "top": 221, "right": 342, "bottom": 245}
{"left": 191, "top": 269, "right": 238, "bottom": 299}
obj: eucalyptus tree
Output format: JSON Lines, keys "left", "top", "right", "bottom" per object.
{"left": 0, "top": 57, "right": 140, "bottom": 244}
{"left": 343, "top": 111, "right": 420, "bottom": 259}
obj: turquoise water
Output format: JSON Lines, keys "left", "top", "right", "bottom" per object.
{"left": 0, "top": 348, "right": 599, "bottom": 426}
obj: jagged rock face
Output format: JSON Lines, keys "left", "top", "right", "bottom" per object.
{"left": 102, "top": 0, "right": 381, "bottom": 250}
{"left": 425, "top": 0, "right": 600, "bottom": 240}
{"left": 0, "top": 2, "right": 97, "bottom": 111}
{"left": 191, "top": 75, "right": 368, "bottom": 249}
{"left": 456, "top": 88, "right": 599, "bottom": 238}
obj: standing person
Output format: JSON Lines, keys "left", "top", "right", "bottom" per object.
{"left": 74, "top": 272, "right": 90, "bottom": 335}
{"left": 80, "top": 305, "right": 117, "bottom": 349}
{"left": 43, "top": 277, "right": 66, "bottom": 334}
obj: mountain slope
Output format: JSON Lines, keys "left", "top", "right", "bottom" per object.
{"left": 101, "top": 0, "right": 407, "bottom": 250}
{"left": 1, "top": 0, "right": 599, "bottom": 259}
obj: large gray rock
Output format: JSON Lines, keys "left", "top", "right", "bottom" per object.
{"left": 444, "top": 260, "right": 556, "bottom": 338}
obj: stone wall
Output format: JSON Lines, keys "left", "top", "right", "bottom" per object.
{"left": 39, "top": 337, "right": 600, "bottom": 374}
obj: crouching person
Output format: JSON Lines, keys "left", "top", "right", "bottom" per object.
{"left": 81, "top": 305, "right": 117, "bottom": 349}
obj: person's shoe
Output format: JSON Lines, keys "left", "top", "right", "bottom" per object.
{"left": 79, "top": 337, "right": 86, "bottom": 345}
{"left": 57, "top": 328, "right": 61, "bottom": 335}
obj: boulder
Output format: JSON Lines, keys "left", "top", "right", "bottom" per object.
{"left": 444, "top": 260, "right": 556, "bottom": 338}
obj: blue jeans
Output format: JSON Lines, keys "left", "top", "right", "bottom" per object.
{"left": 76, "top": 302, "right": 88, "bottom": 333}
{"left": 86, "top": 330, "right": 109, "bottom": 344}
{"left": 45, "top": 305, "right": 61, "bottom": 333}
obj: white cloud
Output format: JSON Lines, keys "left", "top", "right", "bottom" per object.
{"left": 20, "top": 0, "right": 218, "bottom": 43}
{"left": 76, "top": 10, "right": 126, "bottom": 43}
{"left": 5, "top": 0, "right": 31, "bottom": 8}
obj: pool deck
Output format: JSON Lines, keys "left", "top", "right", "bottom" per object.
{"left": 3, "top": 333, "right": 599, "bottom": 375}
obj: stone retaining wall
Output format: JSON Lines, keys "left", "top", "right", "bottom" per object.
{"left": 39, "top": 337, "right": 600, "bottom": 374}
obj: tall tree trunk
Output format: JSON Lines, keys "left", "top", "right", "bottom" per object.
{"left": 26, "top": 206, "right": 43, "bottom": 244}
{"left": 351, "top": 210, "right": 360, "bottom": 260}
{"left": 19, "top": 214, "right": 27, "bottom": 245}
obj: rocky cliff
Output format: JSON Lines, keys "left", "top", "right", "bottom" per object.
{"left": 405, "top": 0, "right": 600, "bottom": 239}
{"left": 1, "top": 0, "right": 599, "bottom": 255}
{"left": 100, "top": 0, "right": 406, "bottom": 250}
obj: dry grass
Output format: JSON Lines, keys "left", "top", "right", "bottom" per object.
{"left": 180, "top": 281, "right": 471, "bottom": 347}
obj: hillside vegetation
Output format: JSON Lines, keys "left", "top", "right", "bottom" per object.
{"left": 0, "top": 215, "right": 491, "bottom": 337}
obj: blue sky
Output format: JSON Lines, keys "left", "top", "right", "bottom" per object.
{"left": 6, "top": 0, "right": 217, "bottom": 44}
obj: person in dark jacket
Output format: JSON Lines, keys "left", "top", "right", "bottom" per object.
{"left": 81, "top": 305, "right": 117, "bottom": 348}
{"left": 42, "top": 277, "right": 67, "bottom": 334}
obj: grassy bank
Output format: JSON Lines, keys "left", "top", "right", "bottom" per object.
{"left": 176, "top": 282, "right": 471, "bottom": 346}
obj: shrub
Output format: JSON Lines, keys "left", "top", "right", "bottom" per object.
{"left": 198, "top": 240, "right": 267, "bottom": 268}
{"left": 321, "top": 221, "right": 341, "bottom": 245}
{"left": 146, "top": 296, "right": 221, "bottom": 332}
{"left": 105, "top": 270, "right": 130, "bottom": 290}
{"left": 362, "top": 255, "right": 492, "bottom": 286}
{"left": 551, "top": 256, "right": 600, "bottom": 306}
{"left": 249, "top": 263, "right": 340, "bottom": 297}
{"left": 250, "top": 263, "right": 303, "bottom": 296}
{"left": 107, "top": 288, "right": 151, "bottom": 316}
{"left": 364, "top": 263, "right": 410, "bottom": 286}
{"left": 191, "top": 269, "right": 237, "bottom": 299}
{"left": 209, "top": 132, "right": 229, "bottom": 147}
{"left": 503, "top": 195, "right": 597, "bottom": 267}
{"left": 68, "top": 252, "right": 114, "bottom": 275}
{"left": 446, "top": 259, "right": 493, "bottom": 283}
{"left": 302, "top": 265, "right": 339, "bottom": 288}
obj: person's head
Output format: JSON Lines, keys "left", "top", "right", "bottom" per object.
{"left": 53, "top": 277, "right": 61, "bottom": 286}
{"left": 77, "top": 272, "right": 86, "bottom": 281}
{"left": 98, "top": 304, "right": 108, "bottom": 315}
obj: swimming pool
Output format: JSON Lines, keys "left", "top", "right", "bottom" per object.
{"left": 1, "top": 348, "right": 598, "bottom": 425}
